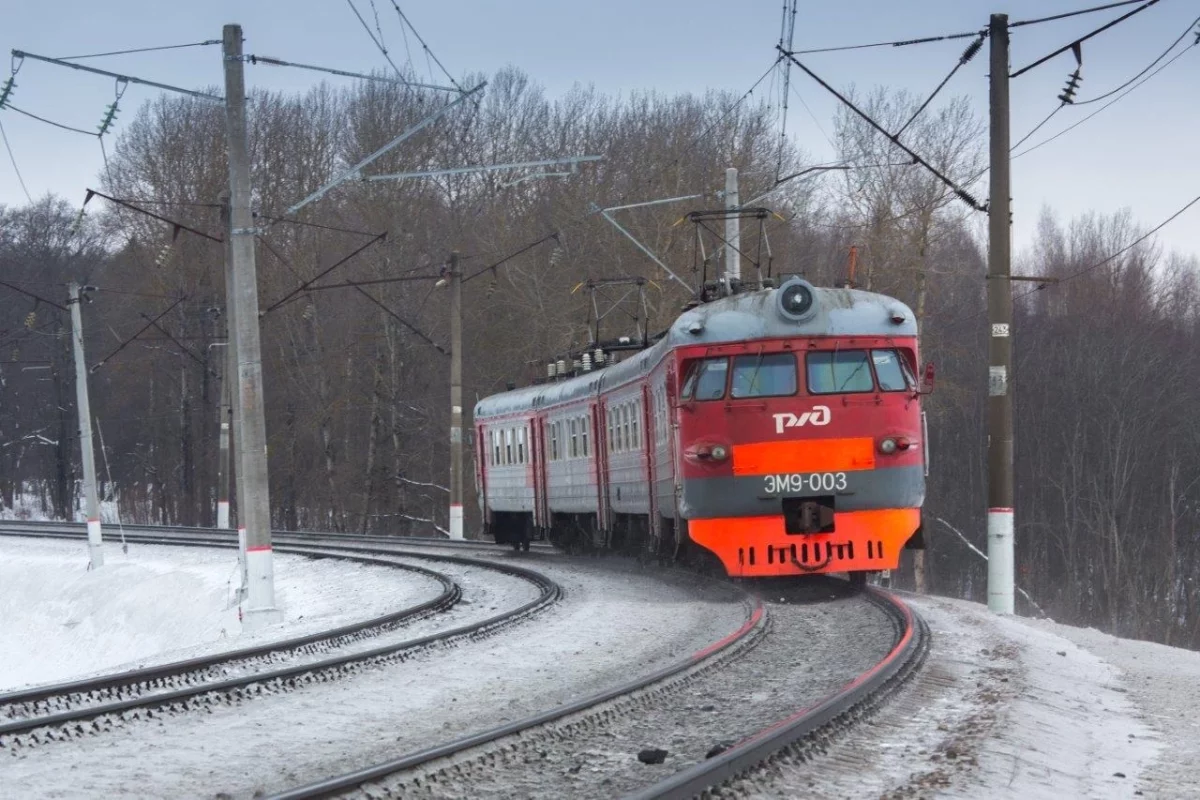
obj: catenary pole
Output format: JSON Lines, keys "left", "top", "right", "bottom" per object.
{"left": 216, "top": 196, "right": 234, "bottom": 532}
{"left": 68, "top": 282, "right": 103, "bottom": 568}
{"left": 987, "top": 13, "right": 1015, "bottom": 615}
{"left": 223, "top": 24, "right": 280, "bottom": 627}
{"left": 219, "top": 192, "right": 246, "bottom": 595}
{"left": 724, "top": 168, "right": 741, "bottom": 284}
{"left": 448, "top": 251, "right": 464, "bottom": 540}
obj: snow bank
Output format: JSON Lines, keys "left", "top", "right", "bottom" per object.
{"left": 0, "top": 537, "right": 430, "bottom": 691}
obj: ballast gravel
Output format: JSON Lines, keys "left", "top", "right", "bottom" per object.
{"left": 383, "top": 582, "right": 898, "bottom": 799}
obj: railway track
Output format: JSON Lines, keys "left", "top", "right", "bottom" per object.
{"left": 0, "top": 527, "right": 562, "bottom": 752}
{"left": 262, "top": 580, "right": 923, "bottom": 799}
{"left": 0, "top": 517, "right": 553, "bottom": 552}
{"left": 1, "top": 525, "right": 927, "bottom": 797}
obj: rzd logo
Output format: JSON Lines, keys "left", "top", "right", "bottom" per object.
{"left": 773, "top": 406, "right": 831, "bottom": 434}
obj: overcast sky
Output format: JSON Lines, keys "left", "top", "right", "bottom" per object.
{"left": 2, "top": 1, "right": 1197, "bottom": 261}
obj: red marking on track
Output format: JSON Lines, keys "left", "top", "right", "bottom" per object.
{"left": 691, "top": 601, "right": 764, "bottom": 661}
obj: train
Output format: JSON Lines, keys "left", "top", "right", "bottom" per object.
{"left": 472, "top": 276, "right": 930, "bottom": 580}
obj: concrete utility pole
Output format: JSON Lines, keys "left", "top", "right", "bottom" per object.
{"left": 447, "top": 251, "right": 464, "bottom": 540}
{"left": 67, "top": 282, "right": 102, "bottom": 568}
{"left": 987, "top": 13, "right": 1015, "bottom": 615}
{"left": 217, "top": 193, "right": 237, "bottom": 538}
{"left": 214, "top": 340, "right": 232, "bottom": 529}
{"left": 724, "top": 167, "right": 741, "bottom": 284}
{"left": 223, "top": 24, "right": 280, "bottom": 627}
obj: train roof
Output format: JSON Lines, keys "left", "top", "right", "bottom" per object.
{"left": 474, "top": 279, "right": 916, "bottom": 419}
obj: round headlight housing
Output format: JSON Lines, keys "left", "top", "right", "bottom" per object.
{"left": 777, "top": 278, "right": 817, "bottom": 321}
{"left": 879, "top": 437, "right": 898, "bottom": 454}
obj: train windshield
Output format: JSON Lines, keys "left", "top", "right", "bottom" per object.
{"left": 807, "top": 351, "right": 874, "bottom": 394}
{"left": 872, "top": 349, "right": 915, "bottom": 392}
{"left": 681, "top": 357, "right": 728, "bottom": 400}
{"left": 731, "top": 353, "right": 797, "bottom": 398}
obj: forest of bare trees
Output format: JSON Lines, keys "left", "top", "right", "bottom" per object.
{"left": 1, "top": 67, "right": 1197, "bottom": 648}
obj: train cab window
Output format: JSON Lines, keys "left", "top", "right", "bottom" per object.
{"left": 731, "top": 353, "right": 798, "bottom": 398}
{"left": 807, "top": 350, "right": 875, "bottom": 394}
{"left": 681, "top": 358, "right": 728, "bottom": 401}
{"left": 872, "top": 349, "right": 915, "bottom": 392}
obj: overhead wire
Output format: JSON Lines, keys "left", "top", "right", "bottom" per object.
{"left": 1010, "top": 105, "right": 1064, "bottom": 152}
{"left": 54, "top": 40, "right": 221, "bottom": 61}
{"left": 462, "top": 55, "right": 783, "bottom": 288}
{"left": 934, "top": 192, "right": 1200, "bottom": 331}
{"left": 789, "top": 28, "right": 984, "bottom": 55}
{"left": 778, "top": 48, "right": 986, "bottom": 211}
{"left": 2, "top": 103, "right": 95, "bottom": 136}
{"left": 895, "top": 30, "right": 986, "bottom": 138}
{"left": 1009, "top": 0, "right": 1150, "bottom": 29}
{"left": 345, "top": 0, "right": 406, "bottom": 79}
{"left": 1013, "top": 41, "right": 1195, "bottom": 159}
{"left": 1072, "top": 12, "right": 1200, "bottom": 104}
{"left": 1011, "top": 0, "right": 1162, "bottom": 78}
{"left": 0, "top": 117, "right": 32, "bottom": 202}
{"left": 387, "top": 1, "right": 467, "bottom": 94}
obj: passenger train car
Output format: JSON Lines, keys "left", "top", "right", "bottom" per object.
{"left": 472, "top": 277, "right": 929, "bottom": 579}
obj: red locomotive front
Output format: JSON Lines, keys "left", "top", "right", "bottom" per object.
{"left": 672, "top": 280, "right": 927, "bottom": 578}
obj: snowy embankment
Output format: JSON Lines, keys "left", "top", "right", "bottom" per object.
{"left": 752, "top": 593, "right": 1200, "bottom": 798}
{"left": 0, "top": 537, "right": 426, "bottom": 691}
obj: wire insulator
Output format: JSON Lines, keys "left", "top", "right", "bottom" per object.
{"left": 1057, "top": 69, "right": 1084, "bottom": 104}
{"left": 960, "top": 36, "right": 985, "bottom": 63}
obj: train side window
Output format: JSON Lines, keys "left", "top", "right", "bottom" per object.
{"left": 621, "top": 405, "right": 630, "bottom": 451}
{"left": 631, "top": 403, "right": 640, "bottom": 448}
{"left": 505, "top": 429, "right": 513, "bottom": 465}
{"left": 731, "top": 353, "right": 797, "bottom": 398}
{"left": 807, "top": 350, "right": 875, "bottom": 394}
{"left": 517, "top": 427, "right": 526, "bottom": 464}
{"left": 568, "top": 418, "right": 577, "bottom": 458}
{"left": 581, "top": 416, "right": 589, "bottom": 457}
{"left": 871, "top": 349, "right": 912, "bottom": 392}
{"left": 681, "top": 357, "right": 728, "bottom": 401}
{"left": 551, "top": 421, "right": 559, "bottom": 461}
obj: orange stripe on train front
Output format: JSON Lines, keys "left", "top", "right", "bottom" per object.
{"left": 731, "top": 437, "right": 876, "bottom": 476}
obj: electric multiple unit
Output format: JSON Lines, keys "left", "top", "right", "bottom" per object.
{"left": 473, "top": 277, "right": 929, "bottom": 579}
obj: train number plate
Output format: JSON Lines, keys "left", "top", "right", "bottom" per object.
{"left": 762, "top": 472, "right": 847, "bottom": 494}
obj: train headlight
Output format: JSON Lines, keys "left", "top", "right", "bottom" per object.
{"left": 879, "top": 437, "right": 898, "bottom": 454}
{"left": 709, "top": 444, "right": 729, "bottom": 461}
{"left": 777, "top": 278, "right": 817, "bottom": 321}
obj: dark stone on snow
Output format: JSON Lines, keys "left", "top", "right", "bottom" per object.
{"left": 706, "top": 741, "right": 733, "bottom": 759}
{"left": 638, "top": 748, "right": 668, "bottom": 765}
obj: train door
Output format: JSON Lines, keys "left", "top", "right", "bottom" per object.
{"left": 476, "top": 423, "right": 491, "bottom": 529}
{"left": 592, "top": 402, "right": 611, "bottom": 540}
{"left": 643, "top": 383, "right": 659, "bottom": 541}
{"left": 532, "top": 415, "right": 549, "bottom": 538}
{"left": 664, "top": 364, "right": 683, "bottom": 555}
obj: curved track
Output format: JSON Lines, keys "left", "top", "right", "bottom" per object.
{"left": 0, "top": 527, "right": 561, "bottom": 752}
{"left": 630, "top": 587, "right": 927, "bottom": 799}
{"left": 1, "top": 523, "right": 926, "bottom": 798}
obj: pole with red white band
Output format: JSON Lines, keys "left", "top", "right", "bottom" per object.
{"left": 68, "top": 282, "right": 103, "bottom": 568}
{"left": 223, "top": 24, "right": 281, "bottom": 625}
{"left": 448, "top": 251, "right": 465, "bottom": 539}
{"left": 987, "top": 14, "right": 1015, "bottom": 614}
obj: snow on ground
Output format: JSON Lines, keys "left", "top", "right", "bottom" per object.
{"left": 0, "top": 536, "right": 437, "bottom": 691}
{"left": 755, "top": 593, "right": 1200, "bottom": 799}
{"left": 2, "top": 555, "right": 749, "bottom": 799}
